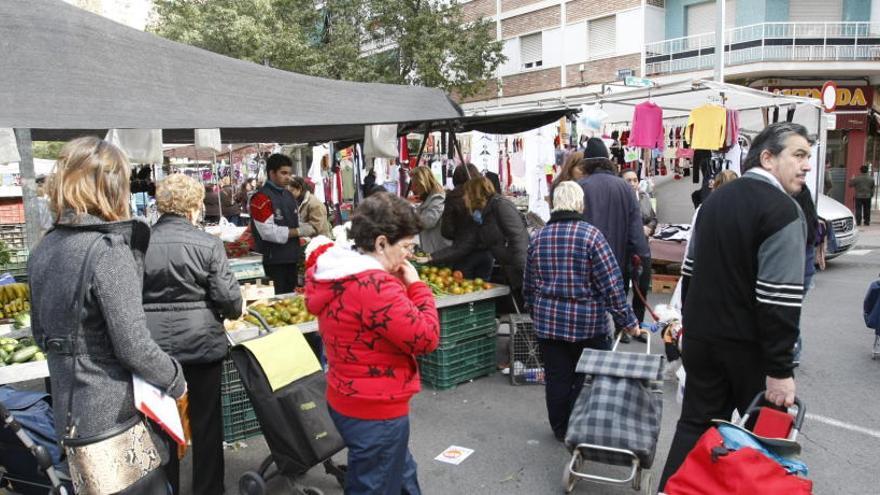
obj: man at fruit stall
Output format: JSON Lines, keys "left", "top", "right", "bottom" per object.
{"left": 250, "top": 154, "right": 322, "bottom": 359}
{"left": 523, "top": 181, "right": 641, "bottom": 442}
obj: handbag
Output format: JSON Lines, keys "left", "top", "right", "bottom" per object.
{"left": 59, "top": 235, "right": 166, "bottom": 495}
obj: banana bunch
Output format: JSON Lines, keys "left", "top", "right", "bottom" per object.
{"left": 0, "top": 283, "right": 30, "bottom": 320}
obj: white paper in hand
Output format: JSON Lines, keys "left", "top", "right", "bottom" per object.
{"left": 133, "top": 375, "right": 185, "bottom": 445}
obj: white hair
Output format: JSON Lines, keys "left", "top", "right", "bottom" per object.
{"left": 552, "top": 181, "right": 584, "bottom": 213}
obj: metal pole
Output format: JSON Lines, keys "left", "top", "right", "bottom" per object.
{"left": 714, "top": 0, "right": 726, "bottom": 82}
{"left": 14, "top": 129, "right": 40, "bottom": 250}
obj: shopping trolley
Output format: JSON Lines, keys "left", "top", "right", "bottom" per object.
{"left": 227, "top": 312, "right": 346, "bottom": 495}
{"left": 562, "top": 331, "right": 665, "bottom": 493}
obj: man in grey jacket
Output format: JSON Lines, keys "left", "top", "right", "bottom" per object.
{"left": 660, "top": 123, "right": 810, "bottom": 490}
{"left": 849, "top": 165, "right": 874, "bottom": 226}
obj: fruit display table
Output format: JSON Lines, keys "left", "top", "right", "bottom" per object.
{"left": 0, "top": 327, "right": 49, "bottom": 385}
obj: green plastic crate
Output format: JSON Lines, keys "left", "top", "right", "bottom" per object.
{"left": 419, "top": 334, "right": 496, "bottom": 390}
{"left": 438, "top": 300, "right": 496, "bottom": 346}
{"left": 221, "top": 359, "right": 262, "bottom": 442}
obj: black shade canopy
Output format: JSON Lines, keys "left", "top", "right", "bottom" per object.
{"left": 0, "top": 0, "right": 463, "bottom": 143}
{"left": 400, "top": 109, "right": 577, "bottom": 136}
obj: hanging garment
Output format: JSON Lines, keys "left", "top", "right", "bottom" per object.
{"left": 724, "top": 142, "right": 744, "bottom": 176}
{"left": 340, "top": 160, "right": 355, "bottom": 200}
{"left": 473, "top": 132, "right": 499, "bottom": 174}
{"left": 725, "top": 109, "right": 740, "bottom": 148}
{"left": 684, "top": 104, "right": 727, "bottom": 150}
{"left": 630, "top": 102, "right": 665, "bottom": 149}
{"left": 364, "top": 125, "right": 398, "bottom": 158}
{"left": 579, "top": 104, "right": 608, "bottom": 132}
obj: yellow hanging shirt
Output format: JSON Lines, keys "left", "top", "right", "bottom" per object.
{"left": 684, "top": 104, "right": 727, "bottom": 150}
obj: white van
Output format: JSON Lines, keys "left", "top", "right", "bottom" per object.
{"left": 816, "top": 194, "right": 859, "bottom": 260}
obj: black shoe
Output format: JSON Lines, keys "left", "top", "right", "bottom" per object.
{"left": 618, "top": 332, "right": 632, "bottom": 344}
{"left": 634, "top": 332, "right": 648, "bottom": 343}
{"left": 554, "top": 431, "right": 566, "bottom": 442}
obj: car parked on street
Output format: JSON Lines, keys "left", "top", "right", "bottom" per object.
{"left": 817, "top": 194, "right": 859, "bottom": 260}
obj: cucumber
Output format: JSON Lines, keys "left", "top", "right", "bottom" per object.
{"left": 11, "top": 345, "right": 39, "bottom": 364}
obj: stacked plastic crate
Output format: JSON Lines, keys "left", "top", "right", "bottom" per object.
{"left": 0, "top": 198, "right": 28, "bottom": 281}
{"left": 220, "top": 359, "right": 262, "bottom": 443}
{"left": 418, "top": 300, "right": 497, "bottom": 390}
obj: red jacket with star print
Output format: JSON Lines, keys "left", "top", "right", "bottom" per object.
{"left": 305, "top": 246, "right": 440, "bottom": 420}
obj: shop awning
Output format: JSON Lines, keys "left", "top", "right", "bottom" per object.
{"left": 0, "top": 0, "right": 462, "bottom": 143}
{"left": 400, "top": 109, "right": 577, "bottom": 136}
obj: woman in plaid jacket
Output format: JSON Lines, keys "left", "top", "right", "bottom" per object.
{"left": 523, "top": 181, "right": 640, "bottom": 441}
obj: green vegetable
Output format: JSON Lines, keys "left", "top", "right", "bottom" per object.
{"left": 13, "top": 314, "right": 31, "bottom": 330}
{"left": 0, "top": 348, "right": 7, "bottom": 362}
{"left": 11, "top": 345, "right": 39, "bottom": 364}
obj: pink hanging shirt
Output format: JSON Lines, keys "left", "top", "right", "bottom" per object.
{"left": 630, "top": 101, "right": 665, "bottom": 149}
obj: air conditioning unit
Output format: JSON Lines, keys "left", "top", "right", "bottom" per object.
{"left": 617, "top": 68, "right": 635, "bottom": 80}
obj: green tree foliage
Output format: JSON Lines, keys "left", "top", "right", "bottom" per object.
{"left": 31, "top": 142, "right": 64, "bottom": 160}
{"left": 150, "top": 0, "right": 503, "bottom": 97}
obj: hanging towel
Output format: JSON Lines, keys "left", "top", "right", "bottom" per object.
{"left": 194, "top": 129, "right": 222, "bottom": 152}
{"left": 0, "top": 129, "right": 20, "bottom": 164}
{"left": 106, "top": 128, "right": 163, "bottom": 163}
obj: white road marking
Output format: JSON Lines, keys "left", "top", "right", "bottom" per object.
{"left": 805, "top": 413, "right": 880, "bottom": 440}
{"left": 843, "top": 249, "right": 872, "bottom": 256}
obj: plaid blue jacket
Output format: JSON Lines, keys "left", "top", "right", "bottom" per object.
{"left": 523, "top": 211, "right": 637, "bottom": 342}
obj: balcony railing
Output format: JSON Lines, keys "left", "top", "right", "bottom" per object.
{"left": 645, "top": 22, "right": 880, "bottom": 76}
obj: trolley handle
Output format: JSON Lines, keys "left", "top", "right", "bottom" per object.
{"left": 224, "top": 309, "right": 273, "bottom": 346}
{"left": 740, "top": 391, "right": 806, "bottom": 441}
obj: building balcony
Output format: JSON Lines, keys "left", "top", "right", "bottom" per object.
{"left": 645, "top": 22, "right": 880, "bottom": 76}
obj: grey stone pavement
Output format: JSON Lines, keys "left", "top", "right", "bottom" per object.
{"left": 182, "top": 177, "right": 880, "bottom": 493}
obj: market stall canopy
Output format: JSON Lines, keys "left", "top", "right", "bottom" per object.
{"left": 400, "top": 109, "right": 577, "bottom": 136}
{"left": 0, "top": 0, "right": 462, "bottom": 143}
{"left": 570, "top": 80, "right": 821, "bottom": 135}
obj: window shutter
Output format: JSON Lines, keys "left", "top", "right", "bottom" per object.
{"left": 789, "top": 0, "right": 842, "bottom": 22}
{"left": 588, "top": 15, "right": 616, "bottom": 58}
{"left": 520, "top": 32, "right": 543, "bottom": 69}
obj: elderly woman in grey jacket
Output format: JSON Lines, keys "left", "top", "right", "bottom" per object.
{"left": 144, "top": 174, "right": 242, "bottom": 495}
{"left": 410, "top": 166, "right": 451, "bottom": 254}
{"left": 29, "top": 137, "right": 186, "bottom": 494}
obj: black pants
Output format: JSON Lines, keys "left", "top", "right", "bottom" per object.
{"left": 658, "top": 337, "right": 765, "bottom": 490}
{"left": 164, "top": 361, "right": 224, "bottom": 495}
{"left": 538, "top": 335, "right": 612, "bottom": 439}
{"left": 263, "top": 262, "right": 298, "bottom": 294}
{"left": 856, "top": 198, "right": 871, "bottom": 226}
{"left": 626, "top": 256, "right": 652, "bottom": 324}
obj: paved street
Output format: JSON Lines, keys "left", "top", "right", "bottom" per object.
{"left": 187, "top": 177, "right": 879, "bottom": 494}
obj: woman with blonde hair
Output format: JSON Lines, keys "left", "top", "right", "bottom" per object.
{"left": 464, "top": 176, "right": 529, "bottom": 307}
{"left": 143, "top": 173, "right": 242, "bottom": 495}
{"left": 409, "top": 166, "right": 451, "bottom": 254}
{"left": 29, "top": 137, "right": 186, "bottom": 494}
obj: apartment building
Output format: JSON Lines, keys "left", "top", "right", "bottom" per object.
{"left": 461, "top": 0, "right": 880, "bottom": 210}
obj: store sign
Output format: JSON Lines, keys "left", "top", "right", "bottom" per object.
{"left": 766, "top": 85, "right": 872, "bottom": 110}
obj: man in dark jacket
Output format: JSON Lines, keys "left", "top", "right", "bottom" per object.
{"left": 250, "top": 154, "right": 301, "bottom": 294}
{"left": 577, "top": 138, "right": 650, "bottom": 342}
{"left": 143, "top": 174, "right": 242, "bottom": 495}
{"left": 660, "top": 123, "right": 810, "bottom": 489}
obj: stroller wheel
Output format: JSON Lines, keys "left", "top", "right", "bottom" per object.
{"left": 239, "top": 471, "right": 267, "bottom": 495}
{"left": 562, "top": 450, "right": 582, "bottom": 493}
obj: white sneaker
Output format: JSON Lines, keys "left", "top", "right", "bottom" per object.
{"left": 873, "top": 335, "right": 880, "bottom": 360}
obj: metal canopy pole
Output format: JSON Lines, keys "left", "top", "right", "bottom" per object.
{"left": 714, "top": 0, "right": 726, "bottom": 82}
{"left": 14, "top": 129, "right": 40, "bottom": 250}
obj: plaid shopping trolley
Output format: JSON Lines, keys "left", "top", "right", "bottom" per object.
{"left": 563, "top": 332, "right": 665, "bottom": 493}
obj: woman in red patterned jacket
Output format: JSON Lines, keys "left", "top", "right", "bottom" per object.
{"left": 304, "top": 192, "right": 440, "bottom": 495}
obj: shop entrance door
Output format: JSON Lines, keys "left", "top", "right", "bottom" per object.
{"left": 826, "top": 129, "right": 848, "bottom": 203}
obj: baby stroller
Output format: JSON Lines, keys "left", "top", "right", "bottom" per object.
{"left": 229, "top": 315, "right": 346, "bottom": 495}
{"left": 0, "top": 387, "right": 71, "bottom": 495}
{"left": 563, "top": 332, "right": 665, "bottom": 493}
{"left": 664, "top": 393, "right": 812, "bottom": 494}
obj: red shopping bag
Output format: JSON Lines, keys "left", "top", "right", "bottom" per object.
{"left": 664, "top": 427, "right": 812, "bottom": 495}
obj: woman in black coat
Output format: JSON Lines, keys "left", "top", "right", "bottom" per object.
{"left": 464, "top": 176, "right": 529, "bottom": 308}
{"left": 416, "top": 164, "right": 494, "bottom": 280}
{"left": 143, "top": 174, "right": 243, "bottom": 495}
